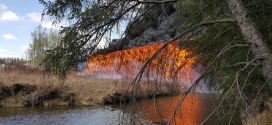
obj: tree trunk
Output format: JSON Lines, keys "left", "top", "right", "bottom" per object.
{"left": 227, "top": 0, "right": 272, "bottom": 82}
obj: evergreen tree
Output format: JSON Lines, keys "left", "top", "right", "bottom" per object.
{"left": 40, "top": 0, "right": 271, "bottom": 123}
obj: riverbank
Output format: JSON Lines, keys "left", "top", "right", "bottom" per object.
{"left": 0, "top": 68, "right": 181, "bottom": 107}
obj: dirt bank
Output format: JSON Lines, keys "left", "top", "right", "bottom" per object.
{"left": 0, "top": 83, "right": 77, "bottom": 107}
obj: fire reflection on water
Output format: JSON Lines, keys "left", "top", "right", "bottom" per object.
{"left": 120, "top": 93, "right": 212, "bottom": 125}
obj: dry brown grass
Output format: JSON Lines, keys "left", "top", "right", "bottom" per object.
{"left": 0, "top": 67, "right": 180, "bottom": 107}
{"left": 0, "top": 68, "right": 119, "bottom": 106}
{"left": 243, "top": 98, "right": 272, "bottom": 125}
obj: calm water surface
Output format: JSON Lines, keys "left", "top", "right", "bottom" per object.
{"left": 0, "top": 93, "right": 240, "bottom": 125}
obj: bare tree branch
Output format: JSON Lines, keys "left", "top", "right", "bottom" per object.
{"left": 133, "top": 0, "right": 178, "bottom": 4}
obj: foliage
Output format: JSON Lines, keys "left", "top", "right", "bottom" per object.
{"left": 39, "top": 0, "right": 175, "bottom": 78}
{"left": 37, "top": 0, "right": 272, "bottom": 124}
{"left": 27, "top": 25, "right": 61, "bottom": 66}
{"left": 0, "top": 57, "right": 25, "bottom": 67}
{"left": 175, "top": 0, "right": 272, "bottom": 118}
{"left": 243, "top": 0, "right": 272, "bottom": 48}
{"left": 39, "top": 0, "right": 272, "bottom": 100}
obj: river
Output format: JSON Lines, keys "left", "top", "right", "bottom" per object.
{"left": 0, "top": 93, "right": 241, "bottom": 125}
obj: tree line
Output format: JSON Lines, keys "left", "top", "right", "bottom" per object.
{"left": 0, "top": 57, "right": 25, "bottom": 67}
{"left": 26, "top": 25, "right": 61, "bottom": 66}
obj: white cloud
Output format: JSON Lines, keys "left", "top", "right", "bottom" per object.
{"left": 0, "top": 11, "right": 20, "bottom": 22}
{"left": 20, "top": 25, "right": 27, "bottom": 30}
{"left": 0, "top": 48, "right": 7, "bottom": 53}
{"left": 26, "top": 12, "right": 41, "bottom": 23}
{"left": 41, "top": 21, "right": 62, "bottom": 30}
{"left": 0, "top": 48, "right": 18, "bottom": 58}
{"left": 0, "top": 4, "right": 8, "bottom": 10}
{"left": 20, "top": 45, "right": 29, "bottom": 53}
{"left": 2, "top": 33, "right": 16, "bottom": 40}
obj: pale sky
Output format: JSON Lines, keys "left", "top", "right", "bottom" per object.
{"left": 0, "top": 0, "right": 64, "bottom": 58}
{"left": 0, "top": 0, "right": 126, "bottom": 58}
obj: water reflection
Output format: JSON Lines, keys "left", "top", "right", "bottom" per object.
{"left": 0, "top": 94, "right": 233, "bottom": 125}
{"left": 0, "top": 106, "right": 125, "bottom": 125}
{"left": 119, "top": 93, "right": 214, "bottom": 125}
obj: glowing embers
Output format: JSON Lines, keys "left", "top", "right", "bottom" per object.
{"left": 86, "top": 43, "right": 196, "bottom": 84}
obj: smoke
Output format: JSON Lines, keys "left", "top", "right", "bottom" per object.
{"left": 79, "top": 61, "right": 211, "bottom": 93}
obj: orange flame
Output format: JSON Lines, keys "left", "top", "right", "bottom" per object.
{"left": 86, "top": 43, "right": 197, "bottom": 84}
